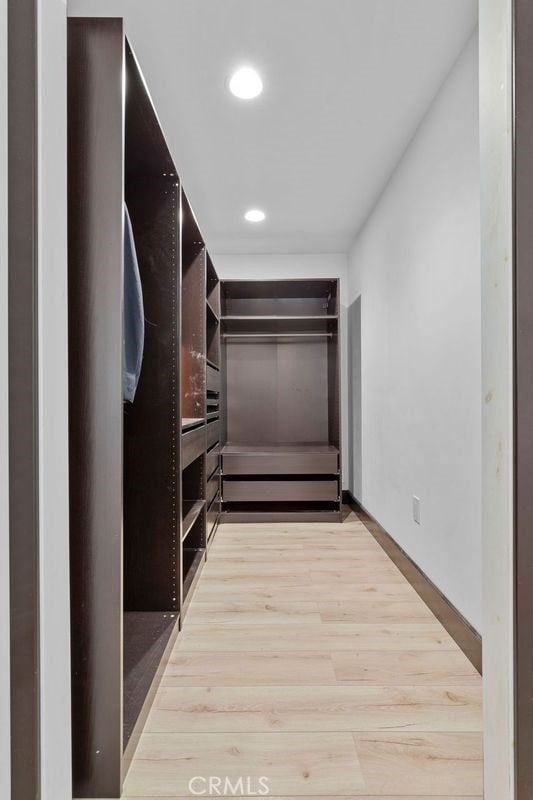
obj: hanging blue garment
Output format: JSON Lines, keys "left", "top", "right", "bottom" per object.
{"left": 123, "top": 204, "right": 145, "bottom": 402}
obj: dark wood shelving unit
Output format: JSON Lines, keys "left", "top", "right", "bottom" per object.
{"left": 220, "top": 279, "right": 342, "bottom": 523}
{"left": 182, "top": 500, "right": 206, "bottom": 542}
{"left": 67, "top": 18, "right": 222, "bottom": 798}
{"left": 182, "top": 549, "right": 205, "bottom": 601}
{"left": 122, "top": 611, "right": 176, "bottom": 746}
{"left": 182, "top": 417, "right": 205, "bottom": 431}
{"left": 207, "top": 300, "right": 219, "bottom": 321}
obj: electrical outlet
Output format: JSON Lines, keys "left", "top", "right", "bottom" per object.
{"left": 413, "top": 495, "right": 421, "bottom": 525}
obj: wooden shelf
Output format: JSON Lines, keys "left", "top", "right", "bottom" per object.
{"left": 182, "top": 499, "right": 205, "bottom": 543}
{"left": 123, "top": 612, "right": 177, "bottom": 748}
{"left": 206, "top": 299, "right": 219, "bottom": 322}
{"left": 221, "top": 315, "right": 337, "bottom": 320}
{"left": 221, "top": 315, "right": 337, "bottom": 335}
{"left": 222, "top": 442, "right": 339, "bottom": 454}
{"left": 182, "top": 417, "right": 204, "bottom": 431}
{"left": 182, "top": 549, "right": 205, "bottom": 600}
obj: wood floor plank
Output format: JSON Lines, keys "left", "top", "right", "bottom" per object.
{"left": 191, "top": 582, "right": 420, "bottom": 604}
{"left": 146, "top": 685, "right": 482, "bottom": 733}
{"left": 318, "top": 599, "right": 435, "bottom": 624}
{"left": 332, "top": 650, "right": 481, "bottom": 685}
{"left": 353, "top": 732, "right": 483, "bottom": 795}
{"left": 162, "top": 652, "right": 338, "bottom": 686}
{"left": 209, "top": 543, "right": 384, "bottom": 556}
{"left": 202, "top": 562, "right": 312, "bottom": 576}
{"left": 197, "top": 572, "right": 313, "bottom": 589}
{"left": 186, "top": 601, "right": 322, "bottom": 625}
{"left": 123, "top": 732, "right": 366, "bottom": 796}
{"left": 309, "top": 567, "right": 405, "bottom": 584}
{"left": 177, "top": 623, "right": 458, "bottom": 652}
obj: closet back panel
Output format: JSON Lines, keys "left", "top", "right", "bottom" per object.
{"left": 68, "top": 17, "right": 124, "bottom": 798}
{"left": 328, "top": 330, "right": 341, "bottom": 450}
{"left": 222, "top": 279, "right": 338, "bottom": 317}
{"left": 123, "top": 180, "right": 180, "bottom": 611}
{"left": 181, "top": 246, "right": 206, "bottom": 420}
{"left": 225, "top": 340, "right": 329, "bottom": 444}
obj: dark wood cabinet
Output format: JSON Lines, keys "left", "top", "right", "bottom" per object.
{"left": 220, "top": 279, "right": 342, "bottom": 522}
{"left": 68, "top": 18, "right": 221, "bottom": 797}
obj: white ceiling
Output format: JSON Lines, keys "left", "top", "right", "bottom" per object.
{"left": 69, "top": 0, "right": 477, "bottom": 254}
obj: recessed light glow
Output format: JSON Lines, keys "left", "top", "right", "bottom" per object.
{"left": 244, "top": 209, "right": 266, "bottom": 223}
{"left": 229, "top": 67, "right": 263, "bottom": 99}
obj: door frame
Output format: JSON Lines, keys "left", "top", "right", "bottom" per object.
{"left": 512, "top": 0, "right": 533, "bottom": 796}
{"left": 8, "top": 0, "right": 41, "bottom": 796}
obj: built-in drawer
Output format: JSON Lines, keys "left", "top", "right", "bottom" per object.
{"left": 207, "top": 471, "right": 219, "bottom": 508}
{"left": 206, "top": 364, "right": 220, "bottom": 394}
{"left": 206, "top": 420, "right": 220, "bottom": 451}
{"left": 222, "top": 478, "right": 339, "bottom": 503}
{"left": 206, "top": 445, "right": 220, "bottom": 480}
{"left": 207, "top": 491, "right": 220, "bottom": 537}
{"left": 222, "top": 451, "right": 338, "bottom": 476}
{"left": 182, "top": 425, "right": 205, "bottom": 470}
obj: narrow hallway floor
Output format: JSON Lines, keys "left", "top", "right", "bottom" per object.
{"left": 123, "top": 510, "right": 483, "bottom": 798}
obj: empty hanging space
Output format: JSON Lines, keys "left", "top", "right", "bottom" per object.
{"left": 220, "top": 279, "right": 342, "bottom": 522}
{"left": 180, "top": 193, "right": 208, "bottom": 608}
{"left": 122, "top": 40, "right": 184, "bottom": 753}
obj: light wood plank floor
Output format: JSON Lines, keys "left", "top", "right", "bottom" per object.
{"left": 122, "top": 511, "right": 483, "bottom": 799}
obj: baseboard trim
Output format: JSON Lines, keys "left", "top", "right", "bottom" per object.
{"left": 343, "top": 491, "right": 482, "bottom": 674}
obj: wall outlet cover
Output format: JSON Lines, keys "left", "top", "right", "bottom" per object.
{"left": 413, "top": 495, "right": 421, "bottom": 525}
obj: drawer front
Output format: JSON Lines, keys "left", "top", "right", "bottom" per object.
{"left": 206, "top": 420, "right": 220, "bottom": 451}
{"left": 207, "top": 472, "right": 219, "bottom": 508}
{"left": 206, "top": 364, "right": 220, "bottom": 394}
{"left": 222, "top": 452, "right": 338, "bottom": 476}
{"left": 182, "top": 425, "right": 205, "bottom": 470}
{"left": 207, "top": 491, "right": 220, "bottom": 536}
{"left": 223, "top": 479, "right": 339, "bottom": 503}
{"left": 206, "top": 445, "right": 220, "bottom": 480}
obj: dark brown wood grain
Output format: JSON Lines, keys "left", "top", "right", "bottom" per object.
{"left": 68, "top": 20, "right": 223, "bottom": 795}
{"left": 68, "top": 18, "right": 124, "bottom": 798}
{"left": 8, "top": 1, "right": 40, "bottom": 796}
{"left": 123, "top": 175, "right": 181, "bottom": 612}
{"left": 219, "top": 279, "right": 342, "bottom": 522}
{"left": 515, "top": 1, "right": 533, "bottom": 795}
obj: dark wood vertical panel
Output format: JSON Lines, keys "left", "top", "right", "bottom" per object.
{"left": 515, "top": 1, "right": 533, "bottom": 796}
{"left": 68, "top": 18, "right": 124, "bottom": 798}
{"left": 8, "top": 0, "right": 40, "bottom": 796}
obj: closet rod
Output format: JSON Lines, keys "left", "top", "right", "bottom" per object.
{"left": 223, "top": 332, "right": 333, "bottom": 339}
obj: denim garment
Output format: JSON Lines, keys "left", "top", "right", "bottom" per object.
{"left": 123, "top": 204, "right": 145, "bottom": 402}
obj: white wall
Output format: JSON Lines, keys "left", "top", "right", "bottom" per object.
{"left": 479, "top": 0, "right": 514, "bottom": 795}
{"left": 346, "top": 33, "right": 482, "bottom": 631}
{"left": 0, "top": 0, "right": 10, "bottom": 796}
{"left": 214, "top": 253, "right": 349, "bottom": 487}
{"left": 37, "top": 1, "right": 72, "bottom": 797}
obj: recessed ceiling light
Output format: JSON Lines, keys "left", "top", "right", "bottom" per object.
{"left": 229, "top": 67, "right": 263, "bottom": 100}
{"left": 244, "top": 209, "right": 266, "bottom": 223}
